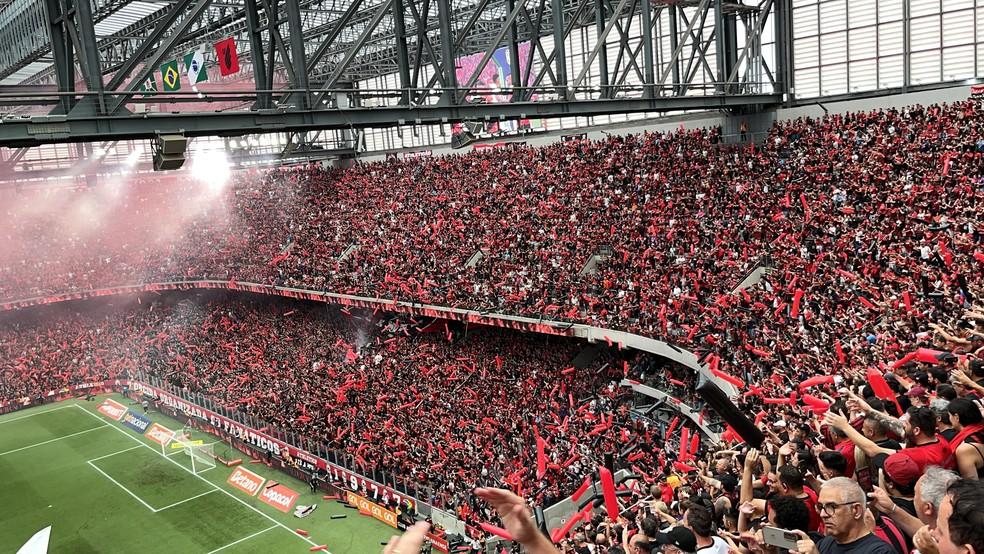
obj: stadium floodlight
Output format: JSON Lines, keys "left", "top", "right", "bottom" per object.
{"left": 189, "top": 145, "right": 231, "bottom": 191}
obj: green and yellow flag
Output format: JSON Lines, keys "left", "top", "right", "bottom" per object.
{"left": 160, "top": 60, "right": 181, "bottom": 91}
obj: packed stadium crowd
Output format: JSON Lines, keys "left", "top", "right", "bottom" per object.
{"left": 1, "top": 98, "right": 984, "bottom": 553}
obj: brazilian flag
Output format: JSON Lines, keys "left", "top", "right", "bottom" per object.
{"left": 160, "top": 60, "right": 181, "bottom": 92}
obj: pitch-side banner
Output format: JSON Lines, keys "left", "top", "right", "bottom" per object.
{"left": 259, "top": 483, "right": 300, "bottom": 513}
{"left": 346, "top": 491, "right": 398, "bottom": 528}
{"left": 130, "top": 381, "right": 416, "bottom": 510}
{"left": 120, "top": 410, "right": 152, "bottom": 434}
{"left": 227, "top": 466, "right": 265, "bottom": 497}
{"left": 97, "top": 398, "right": 127, "bottom": 421}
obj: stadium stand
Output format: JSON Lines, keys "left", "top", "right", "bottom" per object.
{"left": 2, "top": 100, "right": 984, "bottom": 552}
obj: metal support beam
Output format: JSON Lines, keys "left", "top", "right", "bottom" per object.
{"left": 105, "top": 0, "right": 194, "bottom": 91}
{"left": 639, "top": 0, "right": 655, "bottom": 98}
{"left": 657, "top": 0, "right": 710, "bottom": 86}
{"left": 506, "top": 0, "right": 523, "bottom": 102}
{"left": 458, "top": 0, "right": 531, "bottom": 102}
{"left": 108, "top": 0, "right": 215, "bottom": 115}
{"left": 73, "top": 0, "right": 106, "bottom": 113}
{"left": 244, "top": 0, "right": 272, "bottom": 109}
{"left": 305, "top": 0, "right": 365, "bottom": 73}
{"left": 436, "top": 0, "right": 457, "bottom": 105}
{"left": 773, "top": 0, "right": 792, "bottom": 100}
{"left": 570, "top": 0, "right": 633, "bottom": 92}
{"left": 551, "top": 0, "right": 567, "bottom": 98}
{"left": 400, "top": 0, "right": 495, "bottom": 102}
{"left": 285, "top": 0, "right": 311, "bottom": 108}
{"left": 392, "top": 0, "right": 412, "bottom": 105}
{"left": 43, "top": 0, "right": 76, "bottom": 115}
{"left": 314, "top": 0, "right": 395, "bottom": 106}
{"left": 668, "top": 5, "right": 681, "bottom": 94}
{"left": 521, "top": 0, "right": 589, "bottom": 99}
{"left": 259, "top": 0, "right": 302, "bottom": 91}
{"left": 902, "top": 0, "right": 910, "bottom": 89}
{"left": 714, "top": 0, "right": 727, "bottom": 94}
{"left": 595, "top": 0, "right": 610, "bottom": 99}
{"left": 1, "top": 94, "right": 781, "bottom": 147}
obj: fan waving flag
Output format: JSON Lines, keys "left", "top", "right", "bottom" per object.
{"left": 184, "top": 49, "right": 208, "bottom": 84}
{"left": 214, "top": 37, "right": 239, "bottom": 76}
{"left": 160, "top": 60, "right": 181, "bottom": 91}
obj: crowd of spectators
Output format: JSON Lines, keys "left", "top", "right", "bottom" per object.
{"left": 1, "top": 98, "right": 984, "bottom": 553}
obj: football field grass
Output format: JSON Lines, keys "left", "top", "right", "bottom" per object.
{"left": 0, "top": 394, "right": 396, "bottom": 553}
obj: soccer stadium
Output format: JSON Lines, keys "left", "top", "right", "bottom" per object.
{"left": 1, "top": 0, "right": 984, "bottom": 553}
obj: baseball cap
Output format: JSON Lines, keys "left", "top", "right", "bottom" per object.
{"left": 653, "top": 526, "right": 698, "bottom": 553}
{"left": 881, "top": 453, "right": 921, "bottom": 489}
{"left": 906, "top": 386, "right": 928, "bottom": 398}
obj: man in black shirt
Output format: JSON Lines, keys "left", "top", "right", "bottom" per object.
{"left": 789, "top": 478, "right": 895, "bottom": 554}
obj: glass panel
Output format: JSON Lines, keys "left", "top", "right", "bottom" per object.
{"left": 942, "top": 10, "right": 975, "bottom": 47}
{"left": 878, "top": 21, "right": 905, "bottom": 55}
{"left": 795, "top": 37, "right": 820, "bottom": 69}
{"left": 910, "top": 0, "right": 940, "bottom": 18}
{"left": 821, "top": 31, "right": 848, "bottom": 65}
{"left": 848, "top": 27, "right": 877, "bottom": 60}
{"left": 849, "top": 59, "right": 879, "bottom": 91}
{"left": 877, "top": 0, "right": 904, "bottom": 22}
{"left": 850, "top": 1, "right": 877, "bottom": 26}
{"left": 793, "top": 67, "right": 821, "bottom": 97}
{"left": 910, "top": 15, "right": 941, "bottom": 52}
{"left": 943, "top": 45, "right": 975, "bottom": 80}
{"left": 820, "top": 0, "right": 847, "bottom": 33}
{"left": 910, "top": 49, "right": 942, "bottom": 84}
{"left": 794, "top": 4, "right": 819, "bottom": 37}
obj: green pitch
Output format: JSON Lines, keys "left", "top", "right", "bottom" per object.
{"left": 0, "top": 394, "right": 396, "bottom": 553}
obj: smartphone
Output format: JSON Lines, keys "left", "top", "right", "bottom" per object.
{"left": 856, "top": 467, "right": 873, "bottom": 493}
{"left": 763, "top": 527, "right": 801, "bottom": 551}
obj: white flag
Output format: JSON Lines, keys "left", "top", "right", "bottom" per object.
{"left": 184, "top": 49, "right": 208, "bottom": 84}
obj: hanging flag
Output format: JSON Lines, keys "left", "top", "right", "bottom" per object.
{"left": 160, "top": 60, "right": 181, "bottom": 91}
{"left": 214, "top": 37, "right": 240, "bottom": 76}
{"left": 183, "top": 48, "right": 208, "bottom": 84}
{"left": 139, "top": 74, "right": 157, "bottom": 97}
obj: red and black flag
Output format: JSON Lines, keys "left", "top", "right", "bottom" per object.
{"left": 214, "top": 37, "right": 239, "bottom": 76}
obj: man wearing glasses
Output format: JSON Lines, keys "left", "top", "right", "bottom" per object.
{"left": 789, "top": 478, "right": 895, "bottom": 554}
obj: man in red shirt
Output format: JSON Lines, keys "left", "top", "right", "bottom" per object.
{"left": 824, "top": 406, "right": 954, "bottom": 473}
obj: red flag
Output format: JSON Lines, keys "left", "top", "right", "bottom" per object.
{"left": 791, "top": 288, "right": 805, "bottom": 319}
{"left": 536, "top": 435, "right": 548, "bottom": 479}
{"left": 679, "top": 427, "right": 690, "bottom": 461}
{"left": 834, "top": 340, "right": 846, "bottom": 365}
{"left": 214, "top": 37, "right": 240, "bottom": 76}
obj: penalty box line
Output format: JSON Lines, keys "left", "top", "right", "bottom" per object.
{"left": 0, "top": 404, "right": 76, "bottom": 426}
{"left": 88, "top": 453, "right": 218, "bottom": 513}
{"left": 72, "top": 403, "right": 320, "bottom": 548}
{"left": 0, "top": 424, "right": 111, "bottom": 457}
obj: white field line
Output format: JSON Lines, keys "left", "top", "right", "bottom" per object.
{"left": 87, "top": 445, "right": 144, "bottom": 462}
{"left": 0, "top": 424, "right": 109, "bottom": 457}
{"left": 0, "top": 404, "right": 75, "bottom": 425}
{"left": 205, "top": 525, "right": 278, "bottom": 554}
{"left": 72, "top": 403, "right": 319, "bottom": 548}
{"left": 87, "top": 460, "right": 158, "bottom": 512}
{"left": 154, "top": 489, "right": 217, "bottom": 512}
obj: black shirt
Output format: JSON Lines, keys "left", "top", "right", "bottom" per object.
{"left": 875, "top": 438, "right": 902, "bottom": 451}
{"left": 941, "top": 428, "right": 958, "bottom": 442}
{"left": 817, "top": 533, "right": 896, "bottom": 554}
